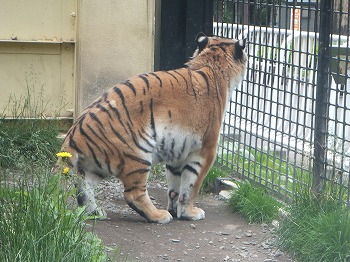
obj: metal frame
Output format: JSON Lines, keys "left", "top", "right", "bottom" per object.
{"left": 213, "top": 0, "right": 350, "bottom": 207}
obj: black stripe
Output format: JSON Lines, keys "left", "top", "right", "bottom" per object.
{"left": 101, "top": 91, "right": 108, "bottom": 101}
{"left": 138, "top": 130, "right": 154, "bottom": 148}
{"left": 86, "top": 98, "right": 102, "bottom": 110}
{"left": 109, "top": 102, "right": 128, "bottom": 133}
{"left": 180, "top": 138, "right": 187, "bottom": 154}
{"left": 113, "top": 86, "right": 133, "bottom": 125}
{"left": 192, "top": 161, "right": 202, "bottom": 167}
{"left": 124, "top": 186, "right": 145, "bottom": 193}
{"left": 127, "top": 122, "right": 152, "bottom": 153}
{"left": 104, "top": 149, "right": 113, "bottom": 174}
{"left": 108, "top": 121, "right": 129, "bottom": 147}
{"left": 139, "top": 101, "right": 144, "bottom": 114}
{"left": 86, "top": 143, "right": 102, "bottom": 169}
{"left": 96, "top": 103, "right": 112, "bottom": 119}
{"left": 124, "top": 186, "right": 136, "bottom": 193}
{"left": 149, "top": 98, "right": 156, "bottom": 139}
{"left": 69, "top": 133, "right": 82, "bottom": 154}
{"left": 117, "top": 157, "right": 125, "bottom": 174}
{"left": 124, "top": 186, "right": 147, "bottom": 193}
{"left": 86, "top": 124, "right": 114, "bottom": 153}
{"left": 169, "top": 138, "right": 175, "bottom": 159}
{"left": 126, "top": 201, "right": 150, "bottom": 221}
{"left": 160, "top": 137, "right": 165, "bottom": 151}
{"left": 79, "top": 121, "right": 103, "bottom": 153}
{"left": 89, "top": 112, "right": 105, "bottom": 129}
{"left": 139, "top": 75, "right": 150, "bottom": 90}
{"left": 166, "top": 165, "right": 181, "bottom": 176}
{"left": 150, "top": 72, "right": 162, "bottom": 88}
{"left": 140, "top": 127, "right": 153, "bottom": 139}
{"left": 124, "top": 153, "right": 151, "bottom": 166}
{"left": 123, "top": 81, "right": 137, "bottom": 95}
{"left": 174, "top": 70, "right": 187, "bottom": 84}
{"left": 164, "top": 71, "right": 179, "bottom": 83}
{"left": 183, "top": 164, "right": 199, "bottom": 176}
{"left": 197, "top": 70, "right": 210, "bottom": 95}
{"left": 125, "top": 168, "right": 150, "bottom": 177}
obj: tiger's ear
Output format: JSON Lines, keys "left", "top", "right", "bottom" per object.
{"left": 236, "top": 38, "right": 247, "bottom": 50}
{"left": 234, "top": 38, "right": 247, "bottom": 60}
{"left": 195, "top": 32, "right": 209, "bottom": 53}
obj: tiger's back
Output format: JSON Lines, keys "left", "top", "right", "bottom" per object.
{"left": 60, "top": 33, "right": 247, "bottom": 223}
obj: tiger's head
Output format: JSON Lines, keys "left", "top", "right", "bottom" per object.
{"left": 188, "top": 33, "right": 247, "bottom": 79}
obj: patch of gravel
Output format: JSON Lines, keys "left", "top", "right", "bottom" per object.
{"left": 92, "top": 177, "right": 294, "bottom": 262}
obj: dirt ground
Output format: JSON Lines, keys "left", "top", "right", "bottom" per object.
{"left": 92, "top": 181, "right": 294, "bottom": 262}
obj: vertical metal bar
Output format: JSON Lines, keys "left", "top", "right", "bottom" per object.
{"left": 312, "top": 0, "right": 332, "bottom": 194}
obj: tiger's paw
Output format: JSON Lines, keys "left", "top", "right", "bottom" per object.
{"left": 149, "top": 209, "right": 173, "bottom": 224}
{"left": 178, "top": 206, "right": 205, "bottom": 221}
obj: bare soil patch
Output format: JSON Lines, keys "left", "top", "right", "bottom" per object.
{"left": 92, "top": 181, "right": 293, "bottom": 262}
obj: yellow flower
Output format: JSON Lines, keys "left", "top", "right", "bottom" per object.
{"left": 56, "top": 152, "right": 72, "bottom": 158}
{"left": 62, "top": 167, "right": 70, "bottom": 174}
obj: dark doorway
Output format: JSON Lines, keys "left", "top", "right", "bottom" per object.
{"left": 158, "top": 0, "right": 213, "bottom": 71}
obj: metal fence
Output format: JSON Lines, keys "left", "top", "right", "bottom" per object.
{"left": 213, "top": 0, "right": 350, "bottom": 207}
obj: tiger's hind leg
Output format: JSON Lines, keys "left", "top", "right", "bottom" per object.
{"left": 76, "top": 170, "right": 107, "bottom": 218}
{"left": 121, "top": 162, "right": 173, "bottom": 224}
{"left": 165, "top": 165, "right": 181, "bottom": 217}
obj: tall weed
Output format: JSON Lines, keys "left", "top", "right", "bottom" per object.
{"left": 0, "top": 171, "right": 109, "bottom": 262}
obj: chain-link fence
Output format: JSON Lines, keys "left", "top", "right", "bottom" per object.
{"left": 213, "top": 0, "right": 350, "bottom": 207}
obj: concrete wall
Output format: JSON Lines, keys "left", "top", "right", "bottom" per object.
{"left": 77, "top": 0, "right": 157, "bottom": 113}
{"left": 0, "top": 0, "right": 158, "bottom": 119}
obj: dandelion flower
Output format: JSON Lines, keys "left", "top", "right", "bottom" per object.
{"left": 62, "top": 167, "right": 70, "bottom": 174}
{"left": 56, "top": 152, "right": 72, "bottom": 158}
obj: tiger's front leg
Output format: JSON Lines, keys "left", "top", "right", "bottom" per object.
{"left": 177, "top": 149, "right": 216, "bottom": 220}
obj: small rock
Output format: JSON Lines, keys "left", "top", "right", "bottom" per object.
{"left": 190, "top": 223, "right": 196, "bottom": 229}
{"left": 220, "top": 232, "right": 230, "bottom": 236}
{"left": 261, "top": 242, "right": 270, "bottom": 249}
{"left": 274, "top": 249, "right": 284, "bottom": 258}
{"left": 235, "top": 235, "right": 242, "bottom": 239}
{"left": 245, "top": 231, "right": 253, "bottom": 237}
{"left": 238, "top": 252, "right": 247, "bottom": 258}
{"left": 171, "top": 239, "right": 180, "bottom": 243}
{"left": 223, "top": 255, "right": 230, "bottom": 261}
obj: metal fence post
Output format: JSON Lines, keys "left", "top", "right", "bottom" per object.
{"left": 312, "top": 0, "right": 332, "bottom": 194}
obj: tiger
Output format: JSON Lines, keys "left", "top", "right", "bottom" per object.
{"left": 58, "top": 33, "right": 247, "bottom": 224}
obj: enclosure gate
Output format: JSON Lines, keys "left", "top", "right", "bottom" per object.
{"left": 213, "top": 0, "right": 350, "bottom": 207}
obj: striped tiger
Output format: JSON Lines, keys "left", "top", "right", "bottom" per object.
{"left": 58, "top": 33, "right": 247, "bottom": 223}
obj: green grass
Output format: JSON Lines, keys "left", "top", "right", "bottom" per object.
{"left": 228, "top": 181, "right": 281, "bottom": 223}
{"left": 201, "top": 165, "right": 227, "bottom": 193}
{"left": 277, "top": 188, "right": 350, "bottom": 261}
{"left": 0, "top": 170, "right": 110, "bottom": 262}
{"left": 0, "top": 87, "right": 123, "bottom": 261}
{"left": 217, "top": 142, "right": 313, "bottom": 199}
{"left": 0, "top": 119, "right": 62, "bottom": 169}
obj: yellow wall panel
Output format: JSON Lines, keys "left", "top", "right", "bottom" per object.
{"left": 0, "top": 0, "right": 76, "bottom": 41}
{"left": 0, "top": 43, "right": 75, "bottom": 118}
